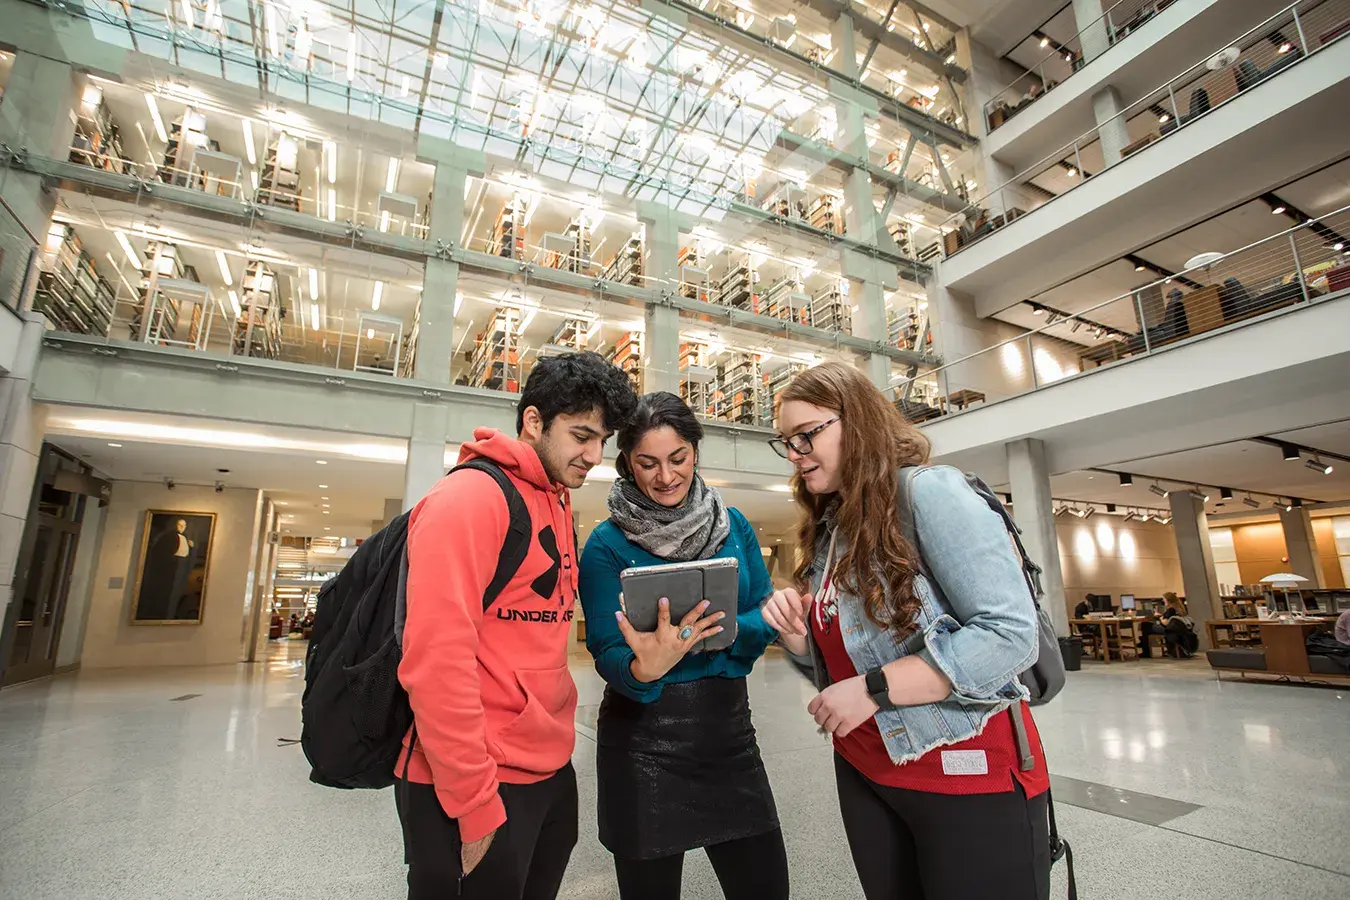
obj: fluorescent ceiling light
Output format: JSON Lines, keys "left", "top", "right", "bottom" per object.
{"left": 371, "top": 281, "right": 383, "bottom": 310}
{"left": 379, "top": 210, "right": 391, "bottom": 232}
{"left": 114, "top": 230, "right": 142, "bottom": 269}
{"left": 366, "top": 328, "right": 376, "bottom": 340}
{"left": 179, "top": 0, "right": 194, "bottom": 29}
{"left": 241, "top": 119, "right": 256, "bottom": 165}
{"left": 293, "top": 23, "right": 312, "bottom": 64}
{"left": 346, "top": 31, "right": 357, "bottom": 80}
{"left": 228, "top": 290, "right": 242, "bottom": 317}
{"left": 1271, "top": 205, "right": 1286, "bottom": 215}
{"left": 310, "top": 301, "right": 320, "bottom": 331}
{"left": 520, "top": 308, "right": 537, "bottom": 331}
{"left": 453, "top": 293, "right": 464, "bottom": 316}
{"left": 1158, "top": 113, "right": 1170, "bottom": 124}
{"left": 215, "top": 250, "right": 232, "bottom": 285}
{"left": 144, "top": 94, "right": 168, "bottom": 143}
{"left": 249, "top": 170, "right": 259, "bottom": 192}
{"left": 309, "top": 268, "right": 319, "bottom": 300}
{"left": 264, "top": 3, "right": 279, "bottom": 56}
{"left": 327, "top": 189, "right": 337, "bottom": 222}
{"left": 324, "top": 141, "right": 337, "bottom": 184}
{"left": 385, "top": 157, "right": 400, "bottom": 194}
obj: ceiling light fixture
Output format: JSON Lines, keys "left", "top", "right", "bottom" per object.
{"left": 178, "top": 0, "right": 194, "bottom": 29}
{"left": 324, "top": 141, "right": 337, "bottom": 184}
{"left": 327, "top": 188, "right": 337, "bottom": 222}
{"left": 1278, "top": 41, "right": 1293, "bottom": 53}
{"left": 215, "top": 250, "right": 232, "bottom": 285}
{"left": 319, "top": 484, "right": 328, "bottom": 489}
{"left": 144, "top": 93, "right": 168, "bottom": 143}
{"left": 1188, "top": 487, "right": 1209, "bottom": 502}
{"left": 1123, "top": 510, "right": 1138, "bottom": 522}
{"left": 1271, "top": 205, "right": 1286, "bottom": 215}
{"left": 1053, "top": 503, "right": 1068, "bottom": 517}
{"left": 1149, "top": 483, "right": 1169, "bottom": 498}
{"left": 264, "top": 3, "right": 279, "bottom": 55}
{"left": 308, "top": 268, "right": 319, "bottom": 300}
{"left": 1138, "top": 512, "right": 1153, "bottom": 523}
{"left": 346, "top": 30, "right": 358, "bottom": 80}
{"left": 1220, "top": 487, "right": 1234, "bottom": 500}
{"left": 1157, "top": 514, "right": 1172, "bottom": 525}
{"left": 241, "top": 118, "right": 256, "bottom": 165}
{"left": 1281, "top": 443, "right": 1300, "bottom": 461}
{"left": 385, "top": 157, "right": 400, "bottom": 194}
{"left": 371, "top": 280, "right": 384, "bottom": 310}
{"left": 309, "top": 301, "right": 320, "bottom": 331}
{"left": 1119, "top": 473, "right": 1133, "bottom": 486}
{"left": 107, "top": 442, "right": 122, "bottom": 448}
{"left": 1066, "top": 166, "right": 1077, "bottom": 177}
{"left": 1135, "top": 263, "right": 1147, "bottom": 271}
{"left": 1333, "top": 242, "right": 1345, "bottom": 251}
{"left": 1243, "top": 495, "right": 1260, "bottom": 508}
{"left": 1291, "top": 497, "right": 1304, "bottom": 508}
{"left": 114, "top": 230, "right": 142, "bottom": 269}
{"left": 1158, "top": 113, "right": 1170, "bottom": 124}
{"left": 1306, "top": 457, "right": 1333, "bottom": 474}
{"left": 366, "top": 327, "right": 376, "bottom": 340}
{"left": 1032, "top": 305, "right": 1045, "bottom": 316}
{"left": 228, "top": 289, "right": 242, "bottom": 318}
{"left": 1039, "top": 36, "right": 1049, "bottom": 48}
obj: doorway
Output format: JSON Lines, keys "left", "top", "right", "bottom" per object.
{"left": 0, "top": 445, "right": 94, "bottom": 686}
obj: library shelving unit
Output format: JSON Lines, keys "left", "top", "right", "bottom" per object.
{"left": 608, "top": 329, "right": 643, "bottom": 391}
{"left": 889, "top": 305, "right": 928, "bottom": 351}
{"left": 33, "top": 223, "right": 116, "bottom": 337}
{"left": 603, "top": 234, "right": 645, "bottom": 286}
{"left": 158, "top": 109, "right": 209, "bottom": 188}
{"left": 810, "top": 282, "right": 852, "bottom": 333}
{"left": 678, "top": 342, "right": 716, "bottom": 417}
{"left": 256, "top": 134, "right": 302, "bottom": 211}
{"left": 546, "top": 317, "right": 591, "bottom": 353}
{"left": 543, "top": 219, "right": 590, "bottom": 273}
{"left": 762, "top": 276, "right": 811, "bottom": 326}
{"left": 138, "top": 242, "right": 193, "bottom": 345}
{"left": 70, "top": 88, "right": 130, "bottom": 174}
{"left": 762, "top": 362, "right": 806, "bottom": 425}
{"left": 715, "top": 255, "right": 759, "bottom": 314}
{"left": 677, "top": 245, "right": 712, "bottom": 303}
{"left": 711, "top": 352, "right": 761, "bottom": 425}
{"left": 468, "top": 309, "right": 522, "bottom": 392}
{"left": 234, "top": 260, "right": 283, "bottom": 359}
{"left": 807, "top": 194, "right": 844, "bottom": 235}
{"left": 489, "top": 199, "right": 527, "bottom": 260}
{"left": 760, "top": 181, "right": 807, "bottom": 221}
{"left": 398, "top": 296, "right": 422, "bottom": 378}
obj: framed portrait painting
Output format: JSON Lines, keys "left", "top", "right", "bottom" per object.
{"left": 130, "top": 510, "right": 217, "bottom": 625}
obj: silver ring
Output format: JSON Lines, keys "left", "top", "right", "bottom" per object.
{"left": 678, "top": 626, "right": 694, "bottom": 641}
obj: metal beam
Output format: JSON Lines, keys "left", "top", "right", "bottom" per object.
{"left": 796, "top": 0, "right": 966, "bottom": 84}
{"left": 858, "top": 0, "right": 903, "bottom": 77}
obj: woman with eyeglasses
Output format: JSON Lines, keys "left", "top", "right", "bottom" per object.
{"left": 579, "top": 392, "right": 788, "bottom": 900}
{"left": 762, "top": 362, "right": 1051, "bottom": 900}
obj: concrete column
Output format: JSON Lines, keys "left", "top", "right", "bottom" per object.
{"left": 383, "top": 498, "right": 403, "bottom": 525}
{"left": 1168, "top": 492, "right": 1221, "bottom": 647}
{"left": 415, "top": 147, "right": 483, "bottom": 384}
{"left": 1278, "top": 506, "right": 1325, "bottom": 588}
{"left": 238, "top": 491, "right": 269, "bottom": 663}
{"left": 1006, "top": 438, "right": 1068, "bottom": 636}
{"left": 637, "top": 203, "right": 682, "bottom": 395}
{"left": 1071, "top": 0, "right": 1111, "bottom": 63}
{"left": 0, "top": 314, "right": 49, "bottom": 667}
{"left": 1091, "top": 85, "right": 1130, "bottom": 167}
{"left": 405, "top": 403, "right": 449, "bottom": 511}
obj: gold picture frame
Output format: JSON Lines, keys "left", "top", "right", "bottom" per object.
{"left": 129, "top": 510, "right": 217, "bottom": 625}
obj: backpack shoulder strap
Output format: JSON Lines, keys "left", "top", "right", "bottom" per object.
{"left": 451, "top": 459, "right": 533, "bottom": 610}
{"left": 894, "top": 465, "right": 929, "bottom": 577}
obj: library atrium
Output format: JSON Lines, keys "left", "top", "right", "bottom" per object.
{"left": 1, "top": 0, "right": 1349, "bottom": 898}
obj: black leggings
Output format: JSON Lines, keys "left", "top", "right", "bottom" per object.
{"left": 612, "top": 827, "right": 789, "bottom": 900}
{"left": 834, "top": 754, "right": 1051, "bottom": 900}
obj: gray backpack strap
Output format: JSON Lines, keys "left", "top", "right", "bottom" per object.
{"left": 894, "top": 466, "right": 929, "bottom": 577}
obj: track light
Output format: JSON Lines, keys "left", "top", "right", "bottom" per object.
{"left": 1119, "top": 473, "right": 1133, "bottom": 486}
{"left": 1123, "top": 510, "right": 1139, "bottom": 522}
{"left": 1158, "top": 113, "right": 1170, "bottom": 124}
{"left": 1291, "top": 498, "right": 1303, "bottom": 508}
{"left": 1242, "top": 495, "right": 1260, "bottom": 508}
{"left": 1157, "top": 514, "right": 1172, "bottom": 525}
{"left": 1306, "top": 457, "right": 1333, "bottom": 475}
{"left": 1032, "top": 305, "right": 1045, "bottom": 316}
{"left": 1040, "top": 36, "right": 1049, "bottom": 48}
{"left": 1277, "top": 499, "right": 1293, "bottom": 512}
{"left": 1135, "top": 263, "right": 1147, "bottom": 271}
{"left": 1138, "top": 512, "right": 1153, "bottom": 523}
{"left": 1220, "top": 487, "right": 1234, "bottom": 500}
{"left": 1271, "top": 205, "right": 1287, "bottom": 215}
{"left": 1149, "top": 483, "right": 1169, "bottom": 498}
{"left": 1278, "top": 41, "right": 1293, "bottom": 53}
{"left": 1053, "top": 504, "right": 1069, "bottom": 517}
{"left": 1188, "top": 487, "right": 1209, "bottom": 502}
{"left": 1281, "top": 443, "right": 1300, "bottom": 461}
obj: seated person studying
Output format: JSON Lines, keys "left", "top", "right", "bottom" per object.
{"left": 579, "top": 392, "right": 787, "bottom": 900}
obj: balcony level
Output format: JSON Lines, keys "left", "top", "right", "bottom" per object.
{"left": 945, "top": 33, "right": 1350, "bottom": 318}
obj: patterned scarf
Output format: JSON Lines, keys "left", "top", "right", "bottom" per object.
{"left": 607, "top": 473, "right": 731, "bottom": 562}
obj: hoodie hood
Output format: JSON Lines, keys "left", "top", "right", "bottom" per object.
{"left": 458, "top": 427, "right": 552, "bottom": 491}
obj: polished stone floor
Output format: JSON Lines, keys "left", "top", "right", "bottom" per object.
{"left": 1, "top": 641, "right": 1347, "bottom": 900}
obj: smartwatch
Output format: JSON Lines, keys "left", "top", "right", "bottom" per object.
{"left": 864, "top": 666, "right": 894, "bottom": 710}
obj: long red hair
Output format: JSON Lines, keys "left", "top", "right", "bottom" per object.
{"left": 781, "top": 362, "right": 931, "bottom": 636}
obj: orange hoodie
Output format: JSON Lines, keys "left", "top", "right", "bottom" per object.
{"left": 398, "top": 428, "right": 579, "bottom": 843}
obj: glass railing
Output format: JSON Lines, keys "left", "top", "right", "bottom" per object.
{"left": 0, "top": 168, "right": 39, "bottom": 312}
{"left": 984, "top": 0, "right": 1170, "bottom": 134}
{"left": 949, "top": 0, "right": 1348, "bottom": 256}
{"left": 893, "top": 205, "right": 1350, "bottom": 418}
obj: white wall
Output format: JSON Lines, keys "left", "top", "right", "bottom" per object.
{"left": 81, "top": 482, "right": 264, "bottom": 668}
{"left": 1056, "top": 516, "right": 1184, "bottom": 620}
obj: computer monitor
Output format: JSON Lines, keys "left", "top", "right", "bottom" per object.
{"left": 1303, "top": 594, "right": 1321, "bottom": 613}
{"left": 1090, "top": 594, "right": 1113, "bottom": 613}
{"left": 1119, "top": 594, "right": 1136, "bottom": 610}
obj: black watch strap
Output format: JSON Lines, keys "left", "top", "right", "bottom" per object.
{"left": 865, "top": 667, "right": 893, "bottom": 710}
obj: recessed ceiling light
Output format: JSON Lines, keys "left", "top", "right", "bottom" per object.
{"left": 316, "top": 460, "right": 328, "bottom": 465}
{"left": 321, "top": 496, "right": 329, "bottom": 500}
{"left": 1271, "top": 205, "right": 1286, "bottom": 215}
{"left": 323, "top": 510, "right": 330, "bottom": 515}
{"left": 277, "top": 502, "right": 288, "bottom": 506}
{"left": 319, "top": 484, "right": 328, "bottom": 489}
{"left": 322, "top": 504, "right": 330, "bottom": 508}
{"left": 107, "top": 442, "right": 122, "bottom": 448}
{"left": 324, "top": 527, "right": 331, "bottom": 531}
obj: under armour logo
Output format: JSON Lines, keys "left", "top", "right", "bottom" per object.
{"left": 531, "top": 526, "right": 561, "bottom": 599}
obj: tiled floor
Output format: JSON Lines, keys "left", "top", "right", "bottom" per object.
{"left": 1, "top": 641, "right": 1347, "bottom": 899}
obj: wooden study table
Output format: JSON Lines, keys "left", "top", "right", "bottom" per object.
{"left": 1070, "top": 617, "right": 1147, "bottom": 663}
{"left": 1206, "top": 618, "right": 1338, "bottom": 676}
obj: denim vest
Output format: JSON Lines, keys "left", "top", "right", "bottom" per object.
{"left": 788, "top": 466, "right": 1039, "bottom": 765}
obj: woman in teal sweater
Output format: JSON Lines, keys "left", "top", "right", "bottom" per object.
{"left": 579, "top": 392, "right": 787, "bottom": 900}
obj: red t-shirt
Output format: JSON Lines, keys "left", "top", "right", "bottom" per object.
{"left": 811, "top": 594, "right": 1049, "bottom": 796}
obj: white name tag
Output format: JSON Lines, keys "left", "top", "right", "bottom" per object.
{"left": 941, "top": 750, "right": 989, "bottom": 776}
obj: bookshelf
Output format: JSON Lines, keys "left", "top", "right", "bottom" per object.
{"left": 159, "top": 109, "right": 210, "bottom": 188}
{"left": 715, "top": 255, "right": 759, "bottom": 314}
{"left": 807, "top": 194, "right": 844, "bottom": 235}
{"left": 234, "top": 260, "right": 283, "bottom": 359}
{"left": 810, "top": 282, "right": 852, "bottom": 333}
{"left": 711, "top": 352, "right": 761, "bottom": 425}
{"left": 399, "top": 296, "right": 422, "bottom": 378}
{"left": 548, "top": 317, "right": 591, "bottom": 353}
{"left": 762, "top": 276, "right": 811, "bottom": 326}
{"left": 760, "top": 181, "right": 807, "bottom": 221}
{"left": 603, "top": 234, "right": 645, "bottom": 286}
{"left": 468, "top": 309, "right": 522, "bottom": 392}
{"left": 489, "top": 199, "right": 527, "bottom": 260}
{"left": 543, "top": 219, "right": 589, "bottom": 273}
{"left": 33, "top": 223, "right": 116, "bottom": 337}
{"left": 607, "top": 330, "right": 643, "bottom": 391}
{"left": 70, "top": 87, "right": 130, "bottom": 174}
{"left": 256, "top": 134, "right": 302, "bottom": 210}
{"left": 762, "top": 362, "right": 805, "bottom": 425}
{"left": 139, "top": 242, "right": 190, "bottom": 345}
{"left": 677, "top": 245, "right": 712, "bottom": 303}
{"left": 678, "top": 342, "right": 715, "bottom": 417}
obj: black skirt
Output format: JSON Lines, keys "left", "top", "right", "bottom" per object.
{"left": 595, "top": 676, "right": 779, "bottom": 859}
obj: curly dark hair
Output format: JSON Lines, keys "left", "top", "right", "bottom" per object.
{"left": 517, "top": 350, "right": 638, "bottom": 436}
{"left": 615, "top": 392, "right": 703, "bottom": 479}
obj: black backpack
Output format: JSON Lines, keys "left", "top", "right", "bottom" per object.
{"left": 300, "top": 459, "right": 532, "bottom": 789}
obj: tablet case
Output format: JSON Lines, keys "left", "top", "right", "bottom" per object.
{"left": 618, "top": 558, "right": 739, "bottom": 653}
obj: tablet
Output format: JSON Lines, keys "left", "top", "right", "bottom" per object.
{"left": 619, "top": 558, "right": 739, "bottom": 653}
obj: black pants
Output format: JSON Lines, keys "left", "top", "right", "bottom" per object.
{"left": 395, "top": 765, "right": 578, "bottom": 900}
{"left": 834, "top": 754, "right": 1051, "bottom": 900}
{"left": 613, "top": 827, "right": 789, "bottom": 900}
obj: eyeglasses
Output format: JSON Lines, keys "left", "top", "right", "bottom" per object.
{"left": 769, "top": 417, "right": 839, "bottom": 459}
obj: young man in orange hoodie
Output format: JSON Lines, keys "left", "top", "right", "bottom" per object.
{"left": 397, "top": 351, "right": 637, "bottom": 899}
